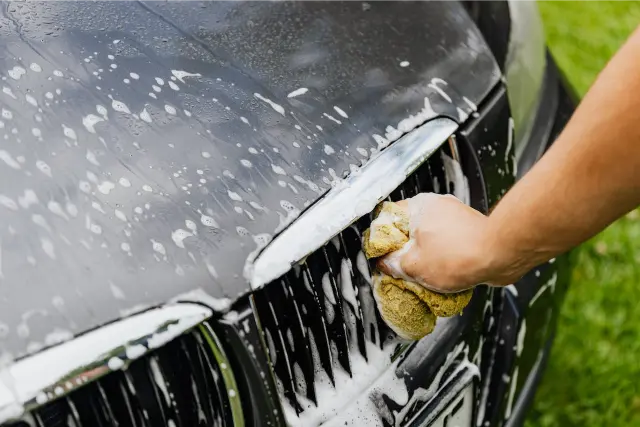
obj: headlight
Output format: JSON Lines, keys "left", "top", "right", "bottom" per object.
{"left": 504, "top": 0, "right": 546, "bottom": 161}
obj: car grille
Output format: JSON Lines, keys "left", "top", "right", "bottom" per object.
{"left": 6, "top": 325, "right": 233, "bottom": 427}
{"left": 252, "top": 144, "right": 458, "bottom": 418}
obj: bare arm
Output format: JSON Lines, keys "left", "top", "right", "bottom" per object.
{"left": 379, "top": 27, "right": 640, "bottom": 291}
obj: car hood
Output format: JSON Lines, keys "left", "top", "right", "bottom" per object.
{"left": 0, "top": 1, "right": 499, "bottom": 360}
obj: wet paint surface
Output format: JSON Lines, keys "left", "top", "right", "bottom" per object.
{"left": 0, "top": 1, "right": 498, "bottom": 360}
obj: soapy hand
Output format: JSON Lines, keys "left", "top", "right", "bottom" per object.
{"left": 377, "top": 193, "right": 517, "bottom": 293}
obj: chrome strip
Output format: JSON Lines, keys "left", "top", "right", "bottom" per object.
{"left": 199, "top": 323, "right": 245, "bottom": 427}
{"left": 249, "top": 117, "right": 458, "bottom": 290}
{"left": 0, "top": 303, "right": 212, "bottom": 423}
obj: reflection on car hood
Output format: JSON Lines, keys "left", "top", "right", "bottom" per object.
{"left": 0, "top": 1, "right": 499, "bottom": 360}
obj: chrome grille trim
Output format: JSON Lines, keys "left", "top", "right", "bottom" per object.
{"left": 249, "top": 117, "right": 459, "bottom": 290}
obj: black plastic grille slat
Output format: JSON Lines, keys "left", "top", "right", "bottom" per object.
{"left": 23, "top": 327, "right": 231, "bottom": 427}
{"left": 252, "top": 283, "right": 303, "bottom": 412}
{"left": 71, "top": 382, "right": 114, "bottom": 426}
{"left": 33, "top": 398, "right": 72, "bottom": 427}
{"left": 120, "top": 373, "right": 147, "bottom": 426}
{"left": 430, "top": 152, "right": 448, "bottom": 194}
{"left": 146, "top": 354, "right": 181, "bottom": 425}
{"left": 299, "top": 264, "right": 336, "bottom": 385}
{"left": 94, "top": 373, "right": 142, "bottom": 427}
{"left": 280, "top": 275, "right": 317, "bottom": 405}
{"left": 95, "top": 383, "right": 118, "bottom": 425}
{"left": 254, "top": 142, "right": 461, "bottom": 417}
{"left": 337, "top": 227, "right": 372, "bottom": 357}
{"left": 319, "top": 245, "right": 352, "bottom": 375}
{"left": 154, "top": 338, "right": 208, "bottom": 427}
{"left": 253, "top": 262, "right": 338, "bottom": 411}
{"left": 191, "top": 332, "right": 227, "bottom": 427}
{"left": 182, "top": 333, "right": 225, "bottom": 427}
{"left": 125, "top": 359, "right": 167, "bottom": 426}
{"left": 388, "top": 185, "right": 405, "bottom": 203}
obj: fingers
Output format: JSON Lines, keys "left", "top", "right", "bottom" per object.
{"left": 394, "top": 199, "right": 409, "bottom": 210}
{"left": 376, "top": 240, "right": 414, "bottom": 281}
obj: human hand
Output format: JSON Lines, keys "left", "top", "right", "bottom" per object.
{"left": 377, "top": 193, "right": 523, "bottom": 293}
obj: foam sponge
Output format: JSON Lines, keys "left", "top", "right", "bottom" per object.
{"left": 363, "top": 201, "right": 473, "bottom": 340}
{"left": 372, "top": 274, "right": 437, "bottom": 340}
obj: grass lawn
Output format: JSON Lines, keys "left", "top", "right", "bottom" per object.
{"left": 526, "top": 2, "right": 640, "bottom": 426}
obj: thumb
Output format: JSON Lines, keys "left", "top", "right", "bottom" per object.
{"left": 376, "top": 239, "right": 417, "bottom": 282}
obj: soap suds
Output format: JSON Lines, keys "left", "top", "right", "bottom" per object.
{"left": 254, "top": 93, "right": 285, "bottom": 116}
{"left": 287, "top": 88, "right": 308, "bottom": 98}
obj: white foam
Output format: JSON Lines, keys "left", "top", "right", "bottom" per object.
{"left": 8, "top": 66, "right": 26, "bottom": 80}
{"left": 288, "top": 87, "right": 308, "bottom": 98}
{"left": 171, "top": 229, "right": 193, "bottom": 249}
{"left": 254, "top": 93, "right": 285, "bottom": 116}
{"left": 111, "top": 99, "right": 131, "bottom": 114}
{"left": 333, "top": 106, "right": 348, "bottom": 119}
{"left": 323, "top": 113, "right": 342, "bottom": 125}
{"left": 82, "top": 114, "right": 104, "bottom": 134}
{"left": 171, "top": 70, "right": 201, "bottom": 83}
{"left": 0, "top": 151, "right": 21, "bottom": 170}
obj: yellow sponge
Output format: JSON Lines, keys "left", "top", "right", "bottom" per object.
{"left": 363, "top": 201, "right": 473, "bottom": 340}
{"left": 362, "top": 225, "right": 408, "bottom": 259}
{"left": 372, "top": 201, "right": 410, "bottom": 236}
{"left": 373, "top": 274, "right": 437, "bottom": 340}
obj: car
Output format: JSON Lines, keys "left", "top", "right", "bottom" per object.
{"left": 0, "top": 1, "right": 576, "bottom": 426}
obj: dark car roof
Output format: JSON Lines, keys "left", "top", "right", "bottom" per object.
{"left": 0, "top": 1, "right": 498, "bottom": 361}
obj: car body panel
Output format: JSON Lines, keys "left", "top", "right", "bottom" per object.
{"left": 0, "top": 1, "right": 499, "bottom": 362}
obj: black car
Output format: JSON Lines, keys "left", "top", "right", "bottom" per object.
{"left": 0, "top": 1, "right": 575, "bottom": 426}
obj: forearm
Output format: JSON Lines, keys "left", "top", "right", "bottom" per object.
{"left": 486, "top": 26, "right": 640, "bottom": 280}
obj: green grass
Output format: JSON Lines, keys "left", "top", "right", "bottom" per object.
{"left": 526, "top": 2, "right": 640, "bottom": 426}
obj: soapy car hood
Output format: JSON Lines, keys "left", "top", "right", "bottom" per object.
{"left": 0, "top": 1, "right": 499, "bottom": 360}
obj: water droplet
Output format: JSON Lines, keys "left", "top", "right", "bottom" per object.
{"left": 112, "top": 100, "right": 131, "bottom": 114}
{"left": 62, "top": 124, "right": 77, "bottom": 140}
{"left": 0, "top": 150, "right": 21, "bottom": 169}
{"left": 228, "top": 190, "right": 242, "bottom": 202}
{"left": 334, "top": 106, "right": 348, "bottom": 118}
{"left": 200, "top": 214, "right": 219, "bottom": 228}
{"left": 140, "top": 108, "right": 152, "bottom": 123}
{"left": 8, "top": 66, "right": 26, "bottom": 80}
{"left": 171, "top": 70, "right": 201, "bottom": 83}
{"left": 171, "top": 229, "right": 193, "bottom": 249}
{"left": 82, "top": 114, "right": 104, "bottom": 134}
{"left": 2, "top": 86, "right": 16, "bottom": 99}
{"left": 151, "top": 239, "right": 166, "bottom": 256}
{"left": 25, "top": 94, "right": 37, "bottom": 107}
{"left": 97, "top": 181, "right": 115, "bottom": 195}
{"left": 41, "top": 238, "right": 56, "bottom": 259}
{"left": 185, "top": 219, "right": 197, "bottom": 232}
{"left": 114, "top": 209, "right": 127, "bottom": 222}
{"left": 35, "top": 160, "right": 52, "bottom": 177}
